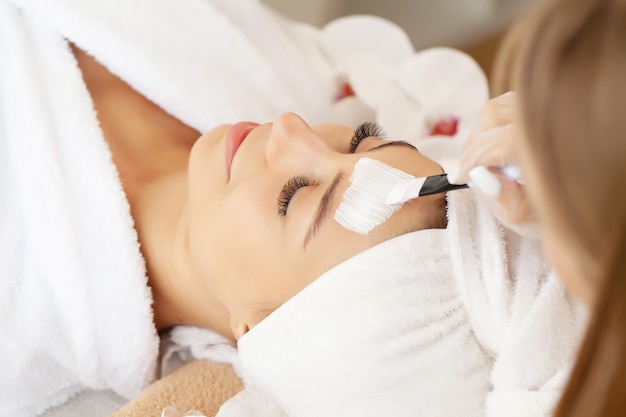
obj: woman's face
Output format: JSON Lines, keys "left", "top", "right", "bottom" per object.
{"left": 186, "top": 113, "right": 443, "bottom": 330}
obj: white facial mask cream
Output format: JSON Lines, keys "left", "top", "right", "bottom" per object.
{"left": 334, "top": 157, "right": 413, "bottom": 234}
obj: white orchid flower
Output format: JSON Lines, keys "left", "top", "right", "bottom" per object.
{"left": 320, "top": 15, "right": 489, "bottom": 159}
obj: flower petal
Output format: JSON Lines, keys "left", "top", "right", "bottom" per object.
{"left": 341, "top": 54, "right": 397, "bottom": 108}
{"left": 417, "top": 124, "right": 474, "bottom": 161}
{"left": 288, "top": 21, "right": 340, "bottom": 103}
{"left": 377, "top": 87, "right": 427, "bottom": 141}
{"left": 321, "top": 15, "right": 414, "bottom": 72}
{"left": 331, "top": 96, "right": 377, "bottom": 128}
{"left": 396, "top": 47, "right": 489, "bottom": 133}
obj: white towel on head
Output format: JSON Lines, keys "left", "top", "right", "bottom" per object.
{"left": 0, "top": 0, "right": 330, "bottom": 415}
{"left": 217, "top": 190, "right": 587, "bottom": 417}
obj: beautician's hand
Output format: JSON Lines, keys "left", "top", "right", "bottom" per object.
{"left": 448, "top": 92, "right": 540, "bottom": 237}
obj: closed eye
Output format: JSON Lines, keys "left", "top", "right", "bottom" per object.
{"left": 277, "top": 176, "right": 318, "bottom": 216}
{"left": 349, "top": 122, "right": 385, "bottom": 153}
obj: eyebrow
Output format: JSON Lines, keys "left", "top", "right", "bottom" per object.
{"left": 365, "top": 140, "right": 418, "bottom": 153}
{"left": 302, "top": 140, "right": 420, "bottom": 248}
{"left": 303, "top": 171, "right": 344, "bottom": 248}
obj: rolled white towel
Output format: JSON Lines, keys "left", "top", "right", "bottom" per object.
{"left": 216, "top": 190, "right": 587, "bottom": 417}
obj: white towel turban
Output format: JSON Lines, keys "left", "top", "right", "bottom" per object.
{"left": 218, "top": 189, "right": 587, "bottom": 417}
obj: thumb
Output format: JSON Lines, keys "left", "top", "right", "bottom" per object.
{"left": 468, "top": 166, "right": 532, "bottom": 225}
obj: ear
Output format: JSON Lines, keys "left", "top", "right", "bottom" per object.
{"left": 230, "top": 318, "right": 250, "bottom": 341}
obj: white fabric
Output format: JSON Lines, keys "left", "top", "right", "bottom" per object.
{"left": 0, "top": 0, "right": 330, "bottom": 416}
{"left": 40, "top": 390, "right": 126, "bottom": 417}
{"left": 160, "top": 326, "right": 241, "bottom": 379}
{"left": 217, "top": 190, "right": 587, "bottom": 417}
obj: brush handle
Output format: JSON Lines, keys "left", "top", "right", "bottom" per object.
{"left": 419, "top": 174, "right": 469, "bottom": 196}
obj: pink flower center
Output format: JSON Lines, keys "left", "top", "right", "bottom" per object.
{"left": 429, "top": 115, "right": 459, "bottom": 136}
{"left": 334, "top": 81, "right": 356, "bottom": 102}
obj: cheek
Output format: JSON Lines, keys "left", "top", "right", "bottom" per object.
{"left": 188, "top": 183, "right": 281, "bottom": 279}
{"left": 542, "top": 227, "right": 593, "bottom": 305}
{"left": 516, "top": 142, "right": 592, "bottom": 303}
{"left": 197, "top": 190, "right": 270, "bottom": 248}
{"left": 516, "top": 134, "right": 544, "bottom": 210}
{"left": 305, "top": 225, "right": 374, "bottom": 279}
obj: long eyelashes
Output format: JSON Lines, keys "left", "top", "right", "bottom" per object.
{"left": 349, "top": 122, "right": 385, "bottom": 153}
{"left": 278, "top": 176, "right": 318, "bottom": 216}
{"left": 277, "top": 123, "right": 384, "bottom": 217}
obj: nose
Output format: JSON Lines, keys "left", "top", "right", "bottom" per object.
{"left": 265, "top": 113, "right": 334, "bottom": 173}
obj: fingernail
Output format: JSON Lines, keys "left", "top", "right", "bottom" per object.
{"left": 501, "top": 165, "right": 522, "bottom": 181}
{"left": 469, "top": 166, "right": 501, "bottom": 197}
{"left": 446, "top": 164, "right": 460, "bottom": 184}
{"left": 162, "top": 407, "right": 182, "bottom": 417}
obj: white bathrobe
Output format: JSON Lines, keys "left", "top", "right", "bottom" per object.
{"left": 0, "top": 0, "right": 330, "bottom": 416}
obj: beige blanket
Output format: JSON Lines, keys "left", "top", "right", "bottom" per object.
{"left": 111, "top": 361, "right": 242, "bottom": 417}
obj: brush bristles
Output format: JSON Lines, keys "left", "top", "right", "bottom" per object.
{"left": 334, "top": 158, "right": 414, "bottom": 234}
{"left": 385, "top": 177, "right": 427, "bottom": 204}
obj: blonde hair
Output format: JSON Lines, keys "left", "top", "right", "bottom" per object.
{"left": 493, "top": 0, "right": 626, "bottom": 415}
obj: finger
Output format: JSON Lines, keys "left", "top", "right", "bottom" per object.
{"left": 492, "top": 91, "right": 518, "bottom": 122}
{"left": 469, "top": 166, "right": 532, "bottom": 224}
{"left": 494, "top": 176, "right": 532, "bottom": 225}
{"left": 450, "top": 124, "right": 517, "bottom": 184}
{"left": 472, "top": 91, "right": 518, "bottom": 132}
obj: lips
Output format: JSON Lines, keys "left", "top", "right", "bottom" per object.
{"left": 225, "top": 121, "right": 259, "bottom": 178}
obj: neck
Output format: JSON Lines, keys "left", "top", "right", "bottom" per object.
{"left": 133, "top": 167, "right": 234, "bottom": 339}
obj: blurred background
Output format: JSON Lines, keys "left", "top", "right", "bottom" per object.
{"left": 262, "top": 0, "right": 534, "bottom": 79}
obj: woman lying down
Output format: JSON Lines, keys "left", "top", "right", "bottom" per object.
{"left": 156, "top": 118, "right": 587, "bottom": 417}
{"left": 0, "top": 0, "right": 585, "bottom": 416}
